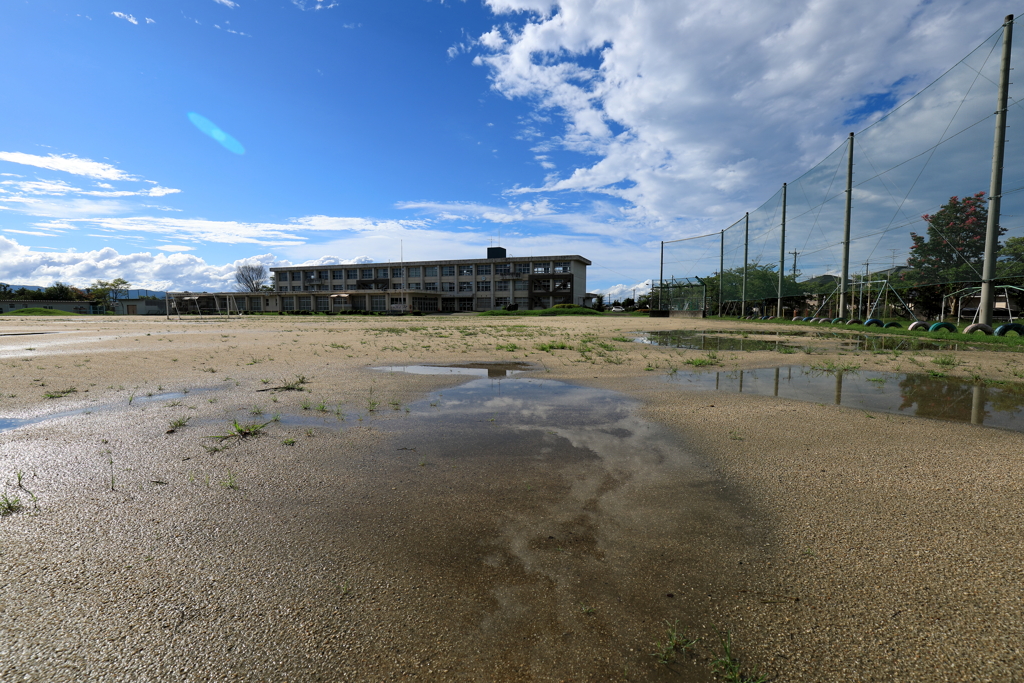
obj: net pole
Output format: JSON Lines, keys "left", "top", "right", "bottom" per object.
{"left": 741, "top": 213, "right": 749, "bottom": 316}
{"left": 981, "top": 14, "right": 1014, "bottom": 326}
{"left": 719, "top": 229, "right": 724, "bottom": 317}
{"left": 839, "top": 132, "right": 854, "bottom": 318}
{"left": 659, "top": 241, "right": 664, "bottom": 310}
{"left": 777, "top": 182, "right": 787, "bottom": 317}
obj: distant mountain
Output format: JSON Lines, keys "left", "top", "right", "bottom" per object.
{"left": 0, "top": 284, "right": 44, "bottom": 291}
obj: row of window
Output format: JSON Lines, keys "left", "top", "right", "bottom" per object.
{"left": 276, "top": 261, "right": 573, "bottom": 282}
{"left": 278, "top": 279, "right": 574, "bottom": 293}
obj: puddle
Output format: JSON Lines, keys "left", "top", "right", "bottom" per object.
{"left": 373, "top": 362, "right": 535, "bottom": 378}
{"left": 0, "top": 387, "right": 224, "bottom": 434}
{"left": 637, "top": 329, "right": 1019, "bottom": 353}
{"left": 665, "top": 366, "right": 1024, "bottom": 431}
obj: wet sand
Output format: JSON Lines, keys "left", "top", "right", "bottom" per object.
{"left": 1, "top": 312, "right": 1022, "bottom": 681}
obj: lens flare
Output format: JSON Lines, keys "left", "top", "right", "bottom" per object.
{"left": 187, "top": 112, "right": 245, "bottom": 155}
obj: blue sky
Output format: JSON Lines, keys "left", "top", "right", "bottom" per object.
{"left": 0, "top": 0, "right": 1019, "bottom": 299}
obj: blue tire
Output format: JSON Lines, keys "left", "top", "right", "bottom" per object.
{"left": 995, "top": 323, "right": 1024, "bottom": 337}
{"left": 929, "top": 322, "right": 957, "bottom": 333}
{"left": 863, "top": 318, "right": 883, "bottom": 327}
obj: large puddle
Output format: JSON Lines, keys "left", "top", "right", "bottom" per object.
{"left": 637, "top": 330, "right": 1018, "bottom": 353}
{"left": 373, "top": 361, "right": 533, "bottom": 378}
{"left": 665, "top": 366, "right": 1024, "bottom": 431}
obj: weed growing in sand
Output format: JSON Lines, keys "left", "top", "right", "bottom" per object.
{"left": 301, "top": 399, "right": 312, "bottom": 410}
{"left": 209, "top": 420, "right": 270, "bottom": 441}
{"left": 685, "top": 351, "right": 719, "bottom": 368}
{"left": 0, "top": 491, "right": 23, "bottom": 516}
{"left": 15, "top": 470, "right": 25, "bottom": 488}
{"left": 282, "top": 438, "right": 296, "bottom": 446}
{"left": 43, "top": 387, "right": 77, "bottom": 399}
{"left": 650, "top": 620, "right": 696, "bottom": 665}
{"left": 250, "top": 405, "right": 264, "bottom": 416}
{"left": 711, "top": 631, "right": 767, "bottom": 683}
{"left": 220, "top": 472, "right": 239, "bottom": 490}
{"left": 932, "top": 354, "right": 960, "bottom": 369}
{"left": 809, "top": 360, "right": 860, "bottom": 374}
{"left": 496, "top": 342, "right": 519, "bottom": 351}
{"left": 778, "top": 346, "right": 797, "bottom": 354}
{"left": 167, "top": 416, "right": 191, "bottom": 433}
{"left": 535, "top": 340, "right": 571, "bottom": 352}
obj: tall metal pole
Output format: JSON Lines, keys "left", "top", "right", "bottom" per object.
{"left": 741, "top": 212, "right": 749, "bottom": 316}
{"left": 839, "top": 132, "right": 854, "bottom": 318}
{"left": 659, "top": 241, "right": 664, "bottom": 311}
{"left": 981, "top": 15, "right": 1014, "bottom": 326}
{"left": 719, "top": 229, "right": 725, "bottom": 317}
{"left": 777, "top": 183, "right": 787, "bottom": 317}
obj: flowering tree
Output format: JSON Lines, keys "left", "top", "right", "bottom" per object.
{"left": 906, "top": 192, "right": 1003, "bottom": 284}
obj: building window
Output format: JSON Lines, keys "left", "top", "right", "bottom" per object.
{"left": 282, "top": 297, "right": 295, "bottom": 311}
{"left": 554, "top": 261, "right": 571, "bottom": 273}
{"left": 392, "top": 267, "right": 403, "bottom": 278}
{"left": 514, "top": 281, "right": 529, "bottom": 291}
{"left": 425, "top": 282, "right": 438, "bottom": 291}
{"left": 495, "top": 297, "right": 510, "bottom": 307}
{"left": 441, "top": 282, "right": 456, "bottom": 292}
{"left": 407, "top": 282, "right": 422, "bottom": 290}
{"left": 390, "top": 297, "right": 406, "bottom": 308}
{"left": 477, "top": 281, "right": 491, "bottom": 292}
{"left": 278, "top": 285, "right": 288, "bottom": 292}
{"left": 495, "top": 281, "right": 510, "bottom": 291}
{"left": 441, "top": 265, "right": 455, "bottom": 277}
{"left": 554, "top": 279, "right": 571, "bottom": 291}
{"left": 495, "top": 263, "right": 510, "bottom": 275}
{"left": 534, "top": 279, "right": 551, "bottom": 292}
{"left": 316, "top": 296, "right": 330, "bottom": 312}
{"left": 375, "top": 268, "right": 388, "bottom": 279}
{"left": 250, "top": 297, "right": 262, "bottom": 311}
{"left": 346, "top": 269, "right": 359, "bottom": 280}
{"left": 331, "top": 270, "right": 344, "bottom": 280}
{"left": 458, "top": 298, "right": 475, "bottom": 311}
{"left": 290, "top": 271, "right": 301, "bottom": 281}
{"left": 298, "top": 296, "right": 312, "bottom": 311}
{"left": 361, "top": 268, "right": 374, "bottom": 279}
{"left": 458, "top": 281, "right": 474, "bottom": 292}
{"left": 533, "top": 263, "right": 550, "bottom": 274}
{"left": 407, "top": 266, "right": 421, "bottom": 277}
{"left": 332, "top": 284, "right": 344, "bottom": 291}
{"left": 515, "top": 297, "right": 529, "bottom": 306}
{"left": 292, "top": 286, "right": 302, "bottom": 292}
{"left": 477, "top": 264, "right": 491, "bottom": 276}
{"left": 347, "top": 284, "right": 359, "bottom": 290}
{"left": 392, "top": 283, "right": 403, "bottom": 290}
{"left": 303, "top": 271, "right": 315, "bottom": 280}
{"left": 371, "top": 295, "right": 387, "bottom": 312}
{"left": 516, "top": 262, "right": 530, "bottom": 274}
{"left": 458, "top": 264, "right": 474, "bottom": 276}
{"left": 317, "top": 270, "right": 329, "bottom": 279}
{"left": 425, "top": 266, "right": 438, "bottom": 276}
{"left": 351, "top": 295, "right": 366, "bottom": 311}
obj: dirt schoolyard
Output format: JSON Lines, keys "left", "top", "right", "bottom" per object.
{"left": 1, "top": 312, "right": 1022, "bottom": 681}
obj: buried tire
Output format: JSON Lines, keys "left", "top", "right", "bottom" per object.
{"left": 863, "top": 318, "right": 884, "bottom": 327}
{"left": 929, "top": 322, "right": 957, "bottom": 333}
{"left": 908, "top": 321, "right": 930, "bottom": 332}
{"left": 883, "top": 322, "right": 903, "bottom": 329}
{"left": 963, "top": 323, "right": 994, "bottom": 335}
{"left": 995, "top": 322, "right": 1024, "bottom": 337}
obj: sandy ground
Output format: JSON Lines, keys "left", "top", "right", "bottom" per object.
{"left": 0, "top": 312, "right": 1022, "bottom": 682}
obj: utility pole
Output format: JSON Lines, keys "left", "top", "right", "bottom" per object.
{"left": 741, "top": 213, "right": 749, "bottom": 317}
{"left": 839, "top": 132, "right": 854, "bottom": 319}
{"left": 777, "top": 183, "right": 787, "bottom": 317}
{"left": 789, "top": 250, "right": 799, "bottom": 278}
{"left": 659, "top": 241, "right": 664, "bottom": 311}
{"left": 980, "top": 14, "right": 1014, "bottom": 326}
{"left": 859, "top": 261, "right": 869, "bottom": 317}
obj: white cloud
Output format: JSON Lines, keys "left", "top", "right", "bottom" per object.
{"left": 290, "top": 0, "right": 338, "bottom": 10}
{"left": 0, "top": 152, "right": 139, "bottom": 181}
{"left": 213, "top": 0, "right": 239, "bottom": 7}
{"left": 145, "top": 18, "right": 155, "bottom": 24}
{"left": 598, "top": 280, "right": 651, "bottom": 302}
{"left": 111, "top": 12, "right": 138, "bottom": 25}
{"left": 474, "top": 0, "right": 1011, "bottom": 243}
{"left": 155, "top": 245, "right": 195, "bottom": 252}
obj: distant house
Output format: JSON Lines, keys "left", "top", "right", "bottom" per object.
{"left": 0, "top": 300, "right": 103, "bottom": 315}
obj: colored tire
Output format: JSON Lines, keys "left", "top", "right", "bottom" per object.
{"left": 863, "top": 318, "right": 883, "bottom": 327}
{"left": 908, "top": 321, "right": 930, "bottom": 331}
{"left": 995, "top": 323, "right": 1024, "bottom": 337}
{"left": 802, "top": 317, "right": 813, "bottom": 321}
{"left": 883, "top": 322, "right": 902, "bottom": 329}
{"left": 846, "top": 319, "right": 863, "bottom": 325}
{"left": 831, "top": 317, "right": 845, "bottom": 324}
{"left": 818, "top": 318, "right": 830, "bottom": 324}
{"left": 792, "top": 316, "right": 802, "bottom": 321}
{"left": 963, "top": 323, "right": 994, "bottom": 335}
{"left": 929, "top": 322, "right": 957, "bottom": 333}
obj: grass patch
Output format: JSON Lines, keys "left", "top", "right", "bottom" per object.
{"left": 650, "top": 620, "right": 696, "bottom": 665}
{"left": 535, "top": 340, "right": 572, "bottom": 352}
{"left": 1, "top": 308, "right": 83, "bottom": 316}
{"left": 166, "top": 416, "right": 190, "bottom": 433}
{"left": 809, "top": 359, "right": 860, "bottom": 373}
{"left": 684, "top": 351, "right": 719, "bottom": 367}
{"left": 479, "top": 307, "right": 602, "bottom": 317}
{"left": 208, "top": 419, "right": 270, "bottom": 441}
{"left": 711, "top": 631, "right": 767, "bottom": 683}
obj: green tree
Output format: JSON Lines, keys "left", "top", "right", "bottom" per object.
{"left": 998, "top": 235, "right": 1024, "bottom": 278}
{"left": 90, "top": 278, "right": 131, "bottom": 312}
{"left": 42, "top": 282, "right": 84, "bottom": 301}
{"left": 907, "top": 192, "right": 1002, "bottom": 284}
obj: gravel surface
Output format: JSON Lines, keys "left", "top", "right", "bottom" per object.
{"left": 0, "top": 313, "right": 1022, "bottom": 681}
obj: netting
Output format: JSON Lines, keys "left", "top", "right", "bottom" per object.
{"left": 661, "top": 18, "right": 1024, "bottom": 320}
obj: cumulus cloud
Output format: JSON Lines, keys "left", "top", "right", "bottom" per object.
{"left": 598, "top": 279, "right": 652, "bottom": 302}
{"left": 213, "top": 0, "right": 239, "bottom": 7}
{"left": 474, "top": 0, "right": 1010, "bottom": 240}
{"left": 111, "top": 12, "right": 138, "bottom": 25}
